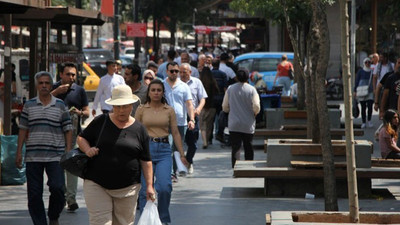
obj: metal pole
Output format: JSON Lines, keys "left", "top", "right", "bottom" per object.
{"left": 76, "top": 0, "right": 83, "bottom": 50}
{"left": 134, "top": 0, "right": 140, "bottom": 63}
{"left": 3, "top": 14, "right": 12, "bottom": 135}
{"left": 193, "top": 8, "right": 197, "bottom": 51}
{"left": 114, "top": 0, "right": 120, "bottom": 60}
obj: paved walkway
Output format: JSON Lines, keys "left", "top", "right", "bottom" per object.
{"left": 0, "top": 101, "right": 399, "bottom": 225}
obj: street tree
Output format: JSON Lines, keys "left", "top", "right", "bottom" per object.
{"left": 231, "top": 0, "right": 338, "bottom": 211}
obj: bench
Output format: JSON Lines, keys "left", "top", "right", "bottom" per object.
{"left": 371, "top": 158, "right": 400, "bottom": 167}
{"left": 254, "top": 129, "right": 364, "bottom": 152}
{"left": 233, "top": 160, "right": 400, "bottom": 197}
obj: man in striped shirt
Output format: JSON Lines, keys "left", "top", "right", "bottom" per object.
{"left": 16, "top": 71, "right": 72, "bottom": 225}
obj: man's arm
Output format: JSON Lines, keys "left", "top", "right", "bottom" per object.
{"left": 252, "top": 90, "right": 261, "bottom": 116}
{"left": 140, "top": 160, "right": 156, "bottom": 201}
{"left": 64, "top": 130, "right": 72, "bottom": 151}
{"left": 380, "top": 89, "right": 389, "bottom": 118}
{"left": 222, "top": 91, "right": 229, "bottom": 113}
{"left": 15, "top": 129, "right": 28, "bottom": 169}
{"left": 374, "top": 83, "right": 382, "bottom": 111}
{"left": 92, "top": 79, "right": 104, "bottom": 117}
{"left": 195, "top": 98, "right": 206, "bottom": 116}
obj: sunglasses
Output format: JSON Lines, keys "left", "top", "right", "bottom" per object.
{"left": 66, "top": 72, "right": 76, "bottom": 76}
{"left": 144, "top": 76, "right": 154, "bottom": 80}
{"left": 169, "top": 70, "right": 179, "bottom": 74}
{"left": 365, "top": 61, "right": 371, "bottom": 64}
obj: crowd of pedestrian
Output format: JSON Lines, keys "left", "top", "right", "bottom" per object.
{"left": 10, "top": 47, "right": 263, "bottom": 225}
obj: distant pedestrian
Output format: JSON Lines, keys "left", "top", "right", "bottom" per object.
{"left": 354, "top": 58, "right": 374, "bottom": 128}
{"left": 222, "top": 69, "right": 260, "bottom": 168}
{"left": 92, "top": 60, "right": 125, "bottom": 116}
{"left": 51, "top": 62, "right": 90, "bottom": 213}
{"left": 273, "top": 54, "right": 293, "bottom": 96}
{"left": 123, "top": 64, "right": 147, "bottom": 116}
{"left": 16, "top": 71, "right": 73, "bottom": 225}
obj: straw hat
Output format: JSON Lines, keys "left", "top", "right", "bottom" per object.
{"left": 105, "top": 85, "right": 139, "bottom": 106}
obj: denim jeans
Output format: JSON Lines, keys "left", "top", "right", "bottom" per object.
{"left": 172, "top": 125, "right": 187, "bottom": 175}
{"left": 185, "top": 116, "right": 199, "bottom": 164}
{"left": 139, "top": 141, "right": 172, "bottom": 223}
{"left": 26, "top": 162, "right": 65, "bottom": 225}
{"left": 277, "top": 76, "right": 292, "bottom": 96}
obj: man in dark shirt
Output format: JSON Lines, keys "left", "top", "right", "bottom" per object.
{"left": 51, "top": 62, "right": 90, "bottom": 212}
{"left": 211, "top": 59, "right": 228, "bottom": 143}
{"left": 380, "top": 58, "right": 400, "bottom": 118}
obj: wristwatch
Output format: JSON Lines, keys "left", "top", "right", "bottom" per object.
{"left": 190, "top": 119, "right": 195, "bottom": 123}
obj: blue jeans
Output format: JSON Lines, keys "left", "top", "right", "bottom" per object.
{"left": 26, "top": 162, "right": 65, "bottom": 225}
{"left": 172, "top": 125, "right": 187, "bottom": 174}
{"left": 277, "top": 76, "right": 291, "bottom": 96}
{"left": 139, "top": 141, "right": 172, "bottom": 223}
{"left": 185, "top": 116, "right": 199, "bottom": 164}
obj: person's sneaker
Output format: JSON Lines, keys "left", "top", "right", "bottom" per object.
{"left": 67, "top": 203, "right": 79, "bottom": 212}
{"left": 49, "top": 220, "right": 59, "bottom": 225}
{"left": 361, "top": 123, "right": 366, "bottom": 129}
{"left": 188, "top": 164, "right": 194, "bottom": 174}
{"left": 368, "top": 121, "right": 373, "bottom": 128}
{"left": 171, "top": 174, "right": 178, "bottom": 183}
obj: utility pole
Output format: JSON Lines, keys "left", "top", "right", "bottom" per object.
{"left": 76, "top": 0, "right": 82, "bottom": 51}
{"left": 134, "top": 0, "right": 140, "bottom": 64}
{"left": 114, "top": 0, "right": 120, "bottom": 60}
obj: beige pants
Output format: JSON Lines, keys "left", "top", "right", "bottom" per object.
{"left": 83, "top": 179, "right": 141, "bottom": 225}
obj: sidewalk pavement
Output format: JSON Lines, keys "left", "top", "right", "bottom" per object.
{"left": 0, "top": 101, "right": 399, "bottom": 225}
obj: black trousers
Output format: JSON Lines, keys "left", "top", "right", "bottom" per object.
{"left": 229, "top": 131, "right": 254, "bottom": 168}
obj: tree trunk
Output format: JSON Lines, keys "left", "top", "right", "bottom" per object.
{"left": 339, "top": 0, "right": 359, "bottom": 222}
{"left": 310, "top": 0, "right": 338, "bottom": 211}
{"left": 169, "top": 18, "right": 176, "bottom": 46}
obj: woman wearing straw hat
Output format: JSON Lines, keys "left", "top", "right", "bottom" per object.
{"left": 77, "top": 85, "right": 155, "bottom": 225}
{"left": 135, "top": 79, "right": 188, "bottom": 225}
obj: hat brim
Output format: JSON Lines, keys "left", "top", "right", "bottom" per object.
{"left": 105, "top": 94, "right": 140, "bottom": 106}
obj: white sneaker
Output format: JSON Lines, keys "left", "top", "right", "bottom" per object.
{"left": 368, "top": 121, "right": 373, "bottom": 128}
{"left": 188, "top": 164, "right": 194, "bottom": 174}
{"left": 361, "top": 123, "right": 366, "bottom": 129}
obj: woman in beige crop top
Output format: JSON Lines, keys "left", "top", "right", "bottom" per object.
{"left": 135, "top": 79, "right": 188, "bottom": 224}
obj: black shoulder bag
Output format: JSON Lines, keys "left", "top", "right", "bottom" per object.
{"left": 60, "top": 115, "right": 108, "bottom": 178}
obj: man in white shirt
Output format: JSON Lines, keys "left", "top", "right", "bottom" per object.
{"left": 373, "top": 53, "right": 394, "bottom": 92}
{"left": 92, "top": 60, "right": 125, "bottom": 116}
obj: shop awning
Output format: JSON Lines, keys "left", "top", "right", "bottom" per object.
{"left": 193, "top": 25, "right": 238, "bottom": 34}
{"left": 0, "top": 0, "right": 45, "bottom": 13}
{"left": 12, "top": 6, "right": 107, "bottom": 26}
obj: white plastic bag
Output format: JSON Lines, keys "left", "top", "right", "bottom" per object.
{"left": 174, "top": 151, "right": 188, "bottom": 174}
{"left": 137, "top": 200, "right": 162, "bottom": 225}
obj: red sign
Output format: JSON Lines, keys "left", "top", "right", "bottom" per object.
{"left": 101, "top": 0, "right": 114, "bottom": 17}
{"left": 126, "top": 23, "right": 147, "bottom": 38}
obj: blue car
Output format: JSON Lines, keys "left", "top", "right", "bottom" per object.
{"left": 233, "top": 52, "right": 294, "bottom": 90}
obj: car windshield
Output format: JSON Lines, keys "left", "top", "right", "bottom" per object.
{"left": 121, "top": 57, "right": 133, "bottom": 64}
{"left": 253, "top": 58, "right": 281, "bottom": 72}
{"left": 84, "top": 50, "right": 113, "bottom": 61}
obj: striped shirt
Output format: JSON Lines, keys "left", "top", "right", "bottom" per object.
{"left": 19, "top": 96, "right": 72, "bottom": 162}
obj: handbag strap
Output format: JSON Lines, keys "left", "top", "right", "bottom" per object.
{"left": 95, "top": 114, "right": 108, "bottom": 147}
{"left": 367, "top": 70, "right": 373, "bottom": 86}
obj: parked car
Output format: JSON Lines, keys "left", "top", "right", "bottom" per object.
{"left": 233, "top": 52, "right": 294, "bottom": 91}
{"left": 123, "top": 47, "right": 147, "bottom": 69}
{"left": 83, "top": 48, "right": 114, "bottom": 77}
{"left": 119, "top": 55, "right": 133, "bottom": 68}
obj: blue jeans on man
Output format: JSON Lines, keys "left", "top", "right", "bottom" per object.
{"left": 172, "top": 125, "right": 187, "bottom": 175}
{"left": 139, "top": 141, "right": 172, "bottom": 223}
{"left": 26, "top": 162, "right": 65, "bottom": 225}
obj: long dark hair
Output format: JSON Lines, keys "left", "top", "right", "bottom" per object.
{"left": 145, "top": 79, "right": 168, "bottom": 104}
{"left": 383, "top": 109, "right": 399, "bottom": 140}
{"left": 200, "top": 67, "right": 219, "bottom": 94}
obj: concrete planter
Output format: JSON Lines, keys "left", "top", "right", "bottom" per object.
{"left": 264, "top": 108, "right": 341, "bottom": 129}
{"left": 265, "top": 139, "right": 373, "bottom": 197}
{"left": 270, "top": 211, "right": 400, "bottom": 225}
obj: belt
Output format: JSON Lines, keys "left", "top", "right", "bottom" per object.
{"left": 150, "top": 136, "right": 169, "bottom": 143}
